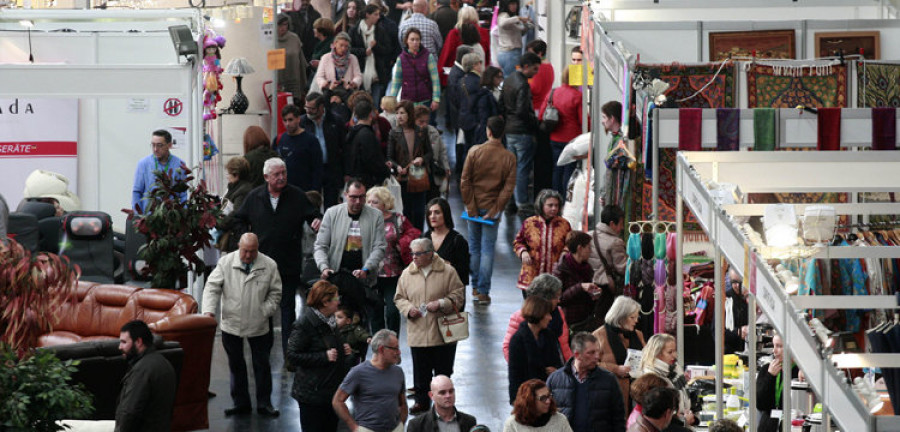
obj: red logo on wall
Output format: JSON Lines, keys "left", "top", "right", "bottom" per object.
{"left": 163, "top": 98, "right": 183, "bottom": 117}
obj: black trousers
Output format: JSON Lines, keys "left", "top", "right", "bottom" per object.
{"left": 221, "top": 324, "right": 274, "bottom": 409}
{"left": 280, "top": 273, "right": 302, "bottom": 356}
{"left": 411, "top": 343, "right": 457, "bottom": 406}
{"left": 298, "top": 402, "right": 339, "bottom": 432}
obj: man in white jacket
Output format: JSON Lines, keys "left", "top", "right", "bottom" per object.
{"left": 203, "top": 233, "right": 283, "bottom": 418}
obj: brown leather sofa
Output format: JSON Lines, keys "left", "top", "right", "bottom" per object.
{"left": 39, "top": 281, "right": 217, "bottom": 431}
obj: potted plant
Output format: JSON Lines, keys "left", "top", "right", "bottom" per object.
{"left": 123, "top": 164, "right": 221, "bottom": 289}
{"left": 0, "top": 346, "right": 94, "bottom": 431}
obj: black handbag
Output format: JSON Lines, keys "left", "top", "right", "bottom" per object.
{"left": 541, "top": 89, "right": 560, "bottom": 132}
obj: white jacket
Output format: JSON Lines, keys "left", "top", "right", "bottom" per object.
{"left": 202, "top": 251, "right": 282, "bottom": 338}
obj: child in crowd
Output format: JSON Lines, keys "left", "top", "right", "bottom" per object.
{"left": 335, "top": 306, "right": 371, "bottom": 364}
{"left": 380, "top": 95, "right": 399, "bottom": 129}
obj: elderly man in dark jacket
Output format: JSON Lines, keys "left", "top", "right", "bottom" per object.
{"left": 115, "top": 320, "right": 177, "bottom": 432}
{"left": 547, "top": 332, "right": 626, "bottom": 432}
{"left": 501, "top": 52, "right": 541, "bottom": 212}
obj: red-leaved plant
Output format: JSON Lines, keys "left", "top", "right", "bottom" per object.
{"left": 122, "top": 164, "right": 221, "bottom": 289}
{"left": 0, "top": 239, "right": 79, "bottom": 356}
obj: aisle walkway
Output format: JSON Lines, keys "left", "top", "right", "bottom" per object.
{"left": 206, "top": 184, "right": 530, "bottom": 431}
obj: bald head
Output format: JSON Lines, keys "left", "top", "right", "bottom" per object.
{"left": 429, "top": 375, "right": 456, "bottom": 411}
{"left": 412, "top": 0, "right": 427, "bottom": 13}
{"left": 238, "top": 233, "right": 259, "bottom": 264}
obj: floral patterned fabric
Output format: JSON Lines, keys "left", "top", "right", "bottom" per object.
{"left": 513, "top": 216, "right": 572, "bottom": 290}
{"left": 635, "top": 63, "right": 735, "bottom": 108}
{"left": 747, "top": 64, "right": 847, "bottom": 108}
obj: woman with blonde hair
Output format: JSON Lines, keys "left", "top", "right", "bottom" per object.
{"left": 640, "top": 333, "right": 696, "bottom": 428}
{"left": 366, "top": 186, "right": 419, "bottom": 333}
{"left": 438, "top": 5, "right": 490, "bottom": 86}
{"left": 592, "top": 295, "right": 645, "bottom": 411}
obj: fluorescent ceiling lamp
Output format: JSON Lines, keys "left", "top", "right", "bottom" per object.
{"left": 801, "top": 205, "right": 836, "bottom": 244}
{"left": 764, "top": 204, "right": 798, "bottom": 248}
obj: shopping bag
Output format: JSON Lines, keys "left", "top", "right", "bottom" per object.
{"left": 383, "top": 175, "right": 403, "bottom": 214}
{"left": 406, "top": 164, "right": 430, "bottom": 193}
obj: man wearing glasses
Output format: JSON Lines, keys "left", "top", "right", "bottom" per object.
{"left": 315, "top": 179, "right": 387, "bottom": 306}
{"left": 394, "top": 238, "right": 465, "bottom": 415}
{"left": 333, "top": 329, "right": 407, "bottom": 432}
{"left": 547, "top": 332, "right": 626, "bottom": 432}
{"left": 300, "top": 92, "right": 346, "bottom": 207}
{"left": 131, "top": 129, "right": 186, "bottom": 213}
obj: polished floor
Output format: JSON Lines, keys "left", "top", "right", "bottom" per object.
{"left": 203, "top": 182, "right": 532, "bottom": 431}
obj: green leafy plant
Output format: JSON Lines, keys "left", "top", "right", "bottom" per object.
{"left": 123, "top": 164, "right": 221, "bottom": 289}
{"left": 0, "top": 346, "right": 94, "bottom": 431}
{"left": 0, "top": 239, "right": 80, "bottom": 356}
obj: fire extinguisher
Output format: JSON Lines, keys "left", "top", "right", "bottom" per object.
{"left": 263, "top": 81, "right": 293, "bottom": 137}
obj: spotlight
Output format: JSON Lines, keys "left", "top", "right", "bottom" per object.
{"left": 168, "top": 25, "right": 198, "bottom": 57}
{"left": 764, "top": 204, "right": 798, "bottom": 248}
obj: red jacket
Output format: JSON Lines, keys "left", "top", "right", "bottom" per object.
{"left": 529, "top": 63, "right": 554, "bottom": 111}
{"left": 539, "top": 84, "right": 587, "bottom": 143}
{"left": 438, "top": 26, "right": 491, "bottom": 86}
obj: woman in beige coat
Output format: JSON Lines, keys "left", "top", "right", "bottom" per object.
{"left": 394, "top": 237, "right": 466, "bottom": 414}
{"left": 592, "top": 296, "right": 645, "bottom": 411}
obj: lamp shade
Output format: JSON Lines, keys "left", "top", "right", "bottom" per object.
{"left": 224, "top": 57, "right": 255, "bottom": 76}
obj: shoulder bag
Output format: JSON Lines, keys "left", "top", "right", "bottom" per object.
{"left": 540, "top": 88, "right": 560, "bottom": 132}
{"left": 438, "top": 300, "right": 469, "bottom": 343}
{"left": 594, "top": 233, "right": 624, "bottom": 292}
{"left": 406, "top": 163, "right": 430, "bottom": 193}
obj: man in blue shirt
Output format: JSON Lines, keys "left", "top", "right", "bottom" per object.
{"left": 275, "top": 104, "right": 324, "bottom": 193}
{"left": 131, "top": 129, "right": 186, "bottom": 213}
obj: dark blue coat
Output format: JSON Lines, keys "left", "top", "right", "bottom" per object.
{"left": 444, "top": 65, "right": 467, "bottom": 131}
{"left": 546, "top": 358, "right": 626, "bottom": 432}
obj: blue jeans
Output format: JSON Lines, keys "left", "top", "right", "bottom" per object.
{"left": 370, "top": 81, "right": 386, "bottom": 112}
{"left": 507, "top": 133, "right": 535, "bottom": 206}
{"left": 468, "top": 209, "right": 499, "bottom": 295}
{"left": 497, "top": 49, "right": 521, "bottom": 79}
{"left": 551, "top": 140, "right": 576, "bottom": 197}
{"left": 221, "top": 324, "right": 274, "bottom": 409}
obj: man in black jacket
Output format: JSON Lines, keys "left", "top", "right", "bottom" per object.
{"left": 232, "top": 158, "right": 321, "bottom": 356}
{"left": 547, "top": 332, "right": 626, "bottom": 432}
{"left": 301, "top": 92, "right": 345, "bottom": 207}
{"left": 407, "top": 375, "right": 477, "bottom": 431}
{"left": 116, "top": 320, "right": 177, "bottom": 432}
{"left": 344, "top": 100, "right": 391, "bottom": 189}
{"left": 501, "top": 52, "right": 541, "bottom": 213}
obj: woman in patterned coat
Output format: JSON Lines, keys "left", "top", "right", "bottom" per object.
{"left": 513, "top": 189, "right": 571, "bottom": 297}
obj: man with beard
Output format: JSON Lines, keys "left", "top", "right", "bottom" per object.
{"left": 232, "top": 158, "right": 321, "bottom": 357}
{"left": 300, "top": 92, "right": 345, "bottom": 207}
{"left": 275, "top": 104, "right": 323, "bottom": 193}
{"left": 115, "top": 320, "right": 177, "bottom": 431}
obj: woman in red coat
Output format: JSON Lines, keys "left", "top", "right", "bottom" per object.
{"left": 539, "top": 65, "right": 587, "bottom": 197}
{"left": 438, "top": 5, "right": 490, "bottom": 86}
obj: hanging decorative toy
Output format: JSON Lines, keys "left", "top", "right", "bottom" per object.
{"left": 201, "top": 30, "right": 226, "bottom": 121}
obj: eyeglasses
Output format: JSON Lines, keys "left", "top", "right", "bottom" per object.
{"left": 304, "top": 104, "right": 319, "bottom": 111}
{"left": 411, "top": 250, "right": 432, "bottom": 257}
{"left": 538, "top": 394, "right": 553, "bottom": 403}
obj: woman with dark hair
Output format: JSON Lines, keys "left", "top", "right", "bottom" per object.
{"left": 216, "top": 157, "right": 254, "bottom": 253}
{"left": 629, "top": 373, "right": 671, "bottom": 428}
{"left": 513, "top": 189, "right": 571, "bottom": 297}
{"left": 495, "top": 0, "right": 530, "bottom": 77}
{"left": 241, "top": 125, "right": 277, "bottom": 187}
{"left": 503, "top": 379, "right": 573, "bottom": 432}
{"left": 554, "top": 230, "right": 605, "bottom": 333}
{"left": 424, "top": 197, "right": 470, "bottom": 287}
{"left": 335, "top": 0, "right": 364, "bottom": 34}
{"left": 310, "top": 17, "right": 336, "bottom": 68}
{"left": 507, "top": 297, "right": 564, "bottom": 405}
{"left": 387, "top": 27, "right": 441, "bottom": 112}
{"left": 349, "top": 3, "right": 395, "bottom": 104}
{"left": 438, "top": 5, "right": 491, "bottom": 86}
{"left": 288, "top": 280, "right": 352, "bottom": 432}
{"left": 387, "top": 99, "right": 433, "bottom": 229}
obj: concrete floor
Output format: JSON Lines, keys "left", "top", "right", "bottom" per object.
{"left": 204, "top": 183, "right": 530, "bottom": 431}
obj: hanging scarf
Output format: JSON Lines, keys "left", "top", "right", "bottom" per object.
{"left": 313, "top": 308, "right": 337, "bottom": 330}
{"left": 605, "top": 323, "right": 642, "bottom": 365}
{"left": 624, "top": 231, "right": 641, "bottom": 293}
{"left": 332, "top": 47, "right": 350, "bottom": 82}
{"left": 358, "top": 21, "right": 377, "bottom": 91}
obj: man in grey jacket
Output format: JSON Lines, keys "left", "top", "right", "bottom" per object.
{"left": 314, "top": 179, "right": 387, "bottom": 307}
{"left": 202, "top": 233, "right": 283, "bottom": 417}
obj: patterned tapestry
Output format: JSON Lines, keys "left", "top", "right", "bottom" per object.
{"left": 747, "top": 64, "right": 848, "bottom": 108}
{"left": 635, "top": 63, "right": 735, "bottom": 231}
{"left": 635, "top": 63, "right": 735, "bottom": 108}
{"left": 857, "top": 62, "right": 900, "bottom": 108}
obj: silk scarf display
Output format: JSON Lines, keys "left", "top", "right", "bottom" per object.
{"left": 857, "top": 61, "right": 900, "bottom": 108}
{"left": 747, "top": 63, "right": 847, "bottom": 108}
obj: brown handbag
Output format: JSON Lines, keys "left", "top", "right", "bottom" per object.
{"left": 406, "top": 163, "right": 430, "bottom": 193}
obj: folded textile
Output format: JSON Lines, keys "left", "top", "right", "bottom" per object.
{"left": 753, "top": 108, "right": 777, "bottom": 151}
{"left": 872, "top": 107, "right": 897, "bottom": 150}
{"left": 817, "top": 107, "right": 841, "bottom": 151}
{"left": 678, "top": 108, "right": 702, "bottom": 151}
{"left": 716, "top": 108, "right": 740, "bottom": 151}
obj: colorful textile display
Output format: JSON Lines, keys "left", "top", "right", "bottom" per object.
{"left": 857, "top": 62, "right": 900, "bottom": 108}
{"left": 678, "top": 108, "right": 702, "bottom": 151}
{"left": 716, "top": 108, "right": 740, "bottom": 151}
{"left": 635, "top": 63, "right": 736, "bottom": 108}
{"left": 747, "top": 63, "right": 847, "bottom": 108}
{"left": 753, "top": 108, "right": 777, "bottom": 151}
{"left": 872, "top": 107, "right": 897, "bottom": 150}
{"left": 817, "top": 108, "right": 841, "bottom": 151}
{"left": 603, "top": 144, "right": 637, "bottom": 218}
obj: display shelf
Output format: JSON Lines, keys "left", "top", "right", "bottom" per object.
{"left": 676, "top": 150, "right": 900, "bottom": 432}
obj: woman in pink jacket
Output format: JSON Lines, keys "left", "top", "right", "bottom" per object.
{"left": 314, "top": 31, "right": 362, "bottom": 102}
